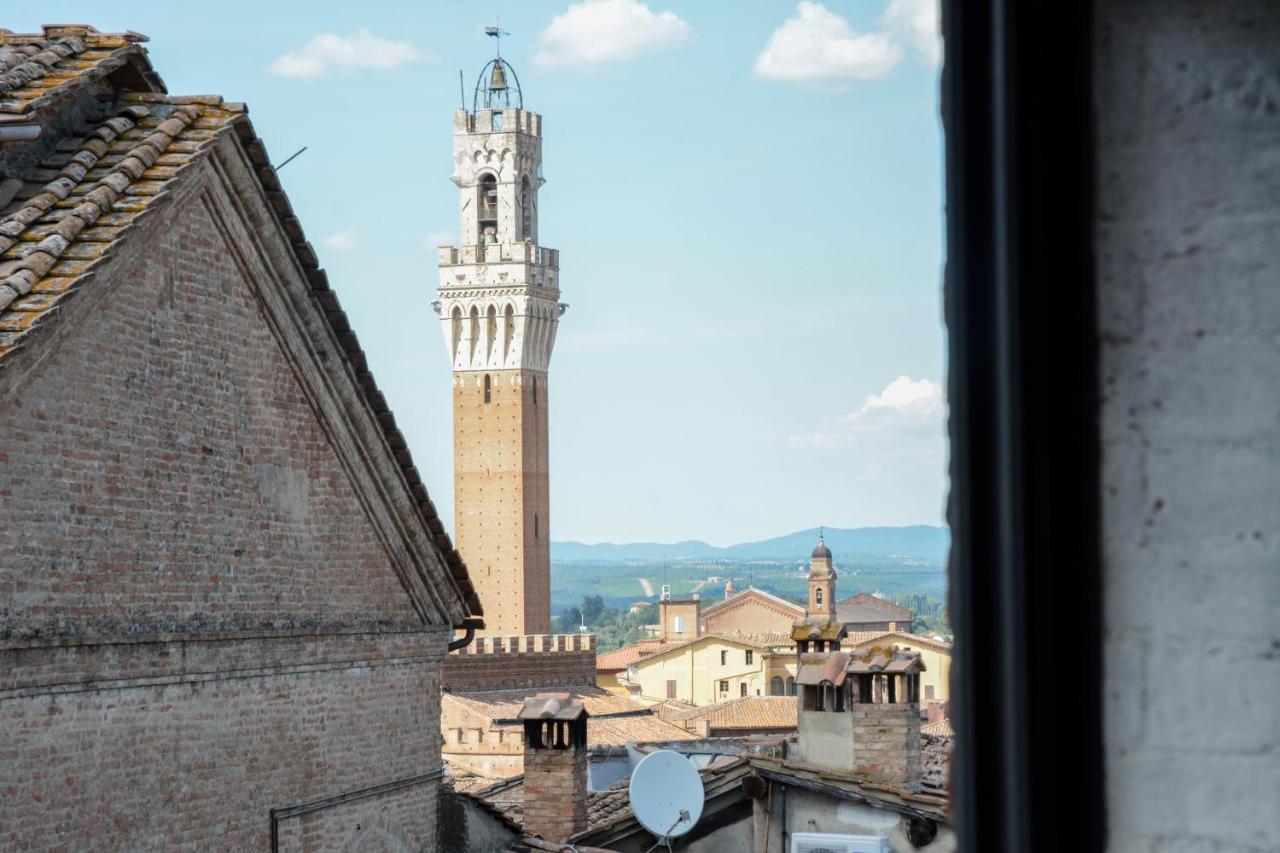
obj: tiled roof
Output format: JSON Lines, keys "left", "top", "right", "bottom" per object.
{"left": 0, "top": 95, "right": 237, "bottom": 342}
{"left": 630, "top": 631, "right": 795, "bottom": 666}
{"left": 664, "top": 696, "right": 798, "bottom": 732}
{"left": 847, "top": 630, "right": 954, "bottom": 654}
{"left": 444, "top": 687, "right": 697, "bottom": 747}
{"left": 0, "top": 25, "right": 481, "bottom": 621}
{"left": 0, "top": 27, "right": 162, "bottom": 125}
{"left": 652, "top": 699, "right": 697, "bottom": 721}
{"left": 748, "top": 754, "right": 949, "bottom": 821}
{"left": 699, "top": 587, "right": 804, "bottom": 619}
{"left": 467, "top": 756, "right": 751, "bottom": 839}
{"left": 921, "top": 718, "right": 954, "bottom": 737}
{"left": 595, "top": 640, "right": 666, "bottom": 671}
{"left": 836, "top": 592, "right": 913, "bottom": 624}
{"left": 796, "top": 648, "right": 925, "bottom": 685}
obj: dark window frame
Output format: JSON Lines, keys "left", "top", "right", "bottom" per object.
{"left": 943, "top": 1, "right": 1102, "bottom": 850}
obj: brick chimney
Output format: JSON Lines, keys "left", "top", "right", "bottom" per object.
{"left": 794, "top": 648, "right": 925, "bottom": 790}
{"left": 518, "top": 692, "right": 589, "bottom": 843}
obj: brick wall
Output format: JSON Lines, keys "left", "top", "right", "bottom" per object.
{"left": 0, "top": 631, "right": 446, "bottom": 849}
{"left": 443, "top": 633, "right": 596, "bottom": 691}
{"left": 0, "top": 162, "right": 455, "bottom": 848}
{"left": 522, "top": 746, "right": 587, "bottom": 843}
{"left": 0, "top": 190, "right": 419, "bottom": 640}
{"left": 850, "top": 704, "right": 922, "bottom": 788}
{"left": 453, "top": 368, "right": 551, "bottom": 636}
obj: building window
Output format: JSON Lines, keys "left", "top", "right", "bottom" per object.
{"left": 719, "top": 680, "right": 729, "bottom": 694}
{"left": 787, "top": 677, "right": 796, "bottom": 696}
{"left": 534, "top": 513, "right": 539, "bottom": 539}
{"left": 720, "top": 650, "right": 728, "bottom": 666}
{"left": 479, "top": 173, "right": 498, "bottom": 219}
{"left": 815, "top": 588, "right": 824, "bottom": 606}
{"left": 483, "top": 373, "right": 492, "bottom": 404}
{"left": 745, "top": 650, "right": 753, "bottom": 665}
{"left": 770, "top": 676, "right": 784, "bottom": 695}
{"left": 666, "top": 680, "right": 677, "bottom": 699}
{"left": 926, "top": 685, "right": 936, "bottom": 700}
{"left": 673, "top": 615, "right": 684, "bottom": 634}
{"left": 740, "top": 683, "right": 748, "bottom": 698}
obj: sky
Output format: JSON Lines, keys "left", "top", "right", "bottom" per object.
{"left": 19, "top": 1, "right": 947, "bottom": 546}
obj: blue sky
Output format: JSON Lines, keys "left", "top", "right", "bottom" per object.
{"left": 20, "top": 1, "right": 946, "bottom": 545}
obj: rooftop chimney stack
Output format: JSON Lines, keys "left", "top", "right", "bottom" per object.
{"left": 518, "top": 692, "right": 588, "bottom": 843}
{"left": 794, "top": 648, "right": 926, "bottom": 790}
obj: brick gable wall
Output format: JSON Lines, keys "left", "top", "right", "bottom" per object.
{"left": 0, "top": 188, "right": 419, "bottom": 639}
{"left": 0, "top": 161, "right": 450, "bottom": 849}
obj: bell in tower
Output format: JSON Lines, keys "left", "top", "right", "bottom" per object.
{"left": 489, "top": 58, "right": 508, "bottom": 94}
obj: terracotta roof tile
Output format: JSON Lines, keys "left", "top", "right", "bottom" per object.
{"left": 835, "top": 592, "right": 913, "bottom": 624}
{"left": 847, "top": 630, "right": 954, "bottom": 653}
{"left": 595, "top": 640, "right": 666, "bottom": 671}
{"left": 466, "top": 756, "right": 751, "bottom": 838}
{"left": 0, "top": 26, "right": 161, "bottom": 121}
{"left": 444, "top": 687, "right": 697, "bottom": 747}
{"left": 921, "top": 718, "right": 954, "bottom": 737}
{"left": 664, "top": 696, "right": 797, "bottom": 732}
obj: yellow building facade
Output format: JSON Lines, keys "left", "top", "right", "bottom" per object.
{"left": 623, "top": 634, "right": 799, "bottom": 705}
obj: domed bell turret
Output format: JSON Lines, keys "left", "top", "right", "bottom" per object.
{"left": 489, "top": 60, "right": 508, "bottom": 93}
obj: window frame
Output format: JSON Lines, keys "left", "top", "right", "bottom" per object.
{"left": 942, "top": 0, "right": 1103, "bottom": 849}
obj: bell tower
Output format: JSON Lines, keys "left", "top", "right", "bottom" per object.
{"left": 434, "top": 48, "right": 564, "bottom": 636}
{"left": 807, "top": 531, "right": 837, "bottom": 621}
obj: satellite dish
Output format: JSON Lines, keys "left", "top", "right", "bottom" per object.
{"left": 629, "top": 750, "right": 704, "bottom": 842}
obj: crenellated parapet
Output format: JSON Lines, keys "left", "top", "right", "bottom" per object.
{"left": 443, "top": 634, "right": 596, "bottom": 691}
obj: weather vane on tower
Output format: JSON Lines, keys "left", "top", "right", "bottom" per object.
{"left": 484, "top": 18, "right": 509, "bottom": 57}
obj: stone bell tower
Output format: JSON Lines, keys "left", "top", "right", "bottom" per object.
{"left": 434, "top": 50, "right": 564, "bottom": 636}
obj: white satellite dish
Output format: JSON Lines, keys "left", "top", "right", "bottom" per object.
{"left": 629, "top": 750, "right": 704, "bottom": 843}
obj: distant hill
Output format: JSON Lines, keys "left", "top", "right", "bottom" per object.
{"left": 552, "top": 525, "right": 949, "bottom": 564}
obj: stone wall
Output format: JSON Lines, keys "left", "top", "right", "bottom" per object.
{"left": 1096, "top": 2, "right": 1280, "bottom": 849}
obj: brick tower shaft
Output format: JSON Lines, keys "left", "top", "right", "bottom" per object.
{"left": 453, "top": 369, "right": 550, "bottom": 635}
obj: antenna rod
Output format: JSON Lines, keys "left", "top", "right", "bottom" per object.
{"left": 274, "top": 146, "right": 307, "bottom": 171}
{"left": 459, "top": 69, "right": 465, "bottom": 111}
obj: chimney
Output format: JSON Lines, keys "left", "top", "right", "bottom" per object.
{"left": 518, "top": 693, "right": 588, "bottom": 843}
{"left": 794, "top": 648, "right": 925, "bottom": 790}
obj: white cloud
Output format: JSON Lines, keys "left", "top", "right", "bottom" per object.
{"left": 268, "top": 29, "right": 421, "bottom": 79}
{"left": 864, "top": 375, "right": 945, "bottom": 414}
{"left": 788, "top": 376, "right": 945, "bottom": 449}
{"left": 421, "top": 231, "right": 455, "bottom": 250}
{"left": 321, "top": 231, "right": 359, "bottom": 251}
{"left": 881, "top": 0, "right": 942, "bottom": 67}
{"left": 754, "top": 1, "right": 904, "bottom": 85}
{"left": 533, "top": 0, "right": 692, "bottom": 68}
